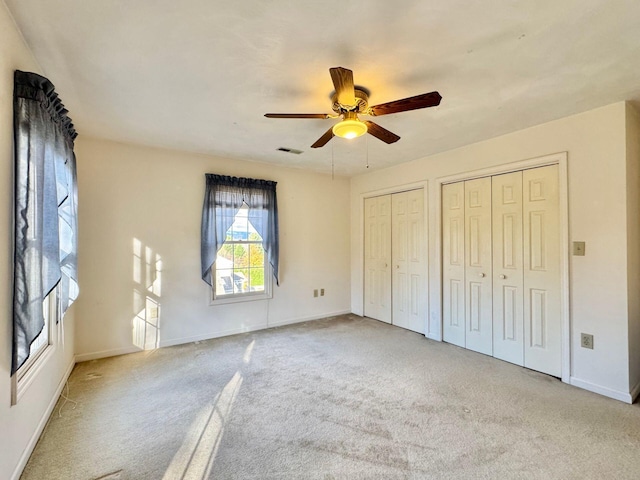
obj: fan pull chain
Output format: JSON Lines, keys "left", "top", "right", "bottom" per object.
{"left": 331, "top": 141, "right": 335, "bottom": 180}
{"left": 366, "top": 135, "right": 370, "bottom": 169}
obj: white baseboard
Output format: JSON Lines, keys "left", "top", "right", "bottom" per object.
{"left": 629, "top": 379, "right": 640, "bottom": 404}
{"left": 159, "top": 310, "right": 352, "bottom": 348}
{"left": 570, "top": 376, "right": 633, "bottom": 404}
{"left": 11, "top": 357, "right": 76, "bottom": 480}
{"left": 75, "top": 346, "right": 141, "bottom": 363}
{"left": 267, "top": 310, "right": 352, "bottom": 329}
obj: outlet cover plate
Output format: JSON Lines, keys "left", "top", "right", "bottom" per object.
{"left": 573, "top": 241, "right": 586, "bottom": 256}
{"left": 581, "top": 333, "right": 594, "bottom": 349}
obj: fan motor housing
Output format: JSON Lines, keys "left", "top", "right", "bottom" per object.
{"left": 332, "top": 88, "right": 369, "bottom": 114}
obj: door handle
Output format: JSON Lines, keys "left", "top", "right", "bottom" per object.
{"left": 499, "top": 274, "right": 506, "bottom": 279}
{"left": 479, "top": 273, "right": 485, "bottom": 278}
{"left": 396, "top": 265, "right": 400, "bottom": 269}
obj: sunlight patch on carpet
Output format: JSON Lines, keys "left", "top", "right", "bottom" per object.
{"left": 162, "top": 371, "right": 243, "bottom": 479}
{"left": 243, "top": 340, "right": 255, "bottom": 364}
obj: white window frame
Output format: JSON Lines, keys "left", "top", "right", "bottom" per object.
{"left": 210, "top": 206, "right": 273, "bottom": 305}
{"left": 11, "top": 287, "right": 59, "bottom": 405}
{"left": 211, "top": 263, "right": 273, "bottom": 305}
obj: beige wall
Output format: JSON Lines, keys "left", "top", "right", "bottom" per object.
{"left": 351, "top": 102, "right": 635, "bottom": 401}
{"left": 0, "top": 4, "right": 76, "bottom": 479}
{"left": 626, "top": 103, "right": 640, "bottom": 396}
{"left": 73, "top": 137, "right": 351, "bottom": 359}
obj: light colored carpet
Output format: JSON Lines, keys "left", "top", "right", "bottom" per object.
{"left": 21, "top": 315, "right": 640, "bottom": 479}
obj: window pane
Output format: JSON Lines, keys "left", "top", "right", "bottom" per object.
{"left": 233, "top": 269, "right": 248, "bottom": 293}
{"left": 233, "top": 244, "right": 249, "bottom": 268}
{"left": 218, "top": 244, "right": 234, "bottom": 262}
{"left": 249, "top": 243, "right": 265, "bottom": 267}
{"left": 249, "top": 268, "right": 265, "bottom": 292}
{"left": 216, "top": 268, "right": 234, "bottom": 295}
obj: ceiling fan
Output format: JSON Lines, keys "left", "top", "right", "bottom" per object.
{"left": 265, "top": 67, "right": 441, "bottom": 148}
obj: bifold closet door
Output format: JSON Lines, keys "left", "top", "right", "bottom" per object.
{"left": 464, "top": 178, "right": 493, "bottom": 355}
{"left": 392, "top": 189, "right": 426, "bottom": 334}
{"left": 523, "top": 165, "right": 561, "bottom": 377}
{"left": 442, "top": 182, "right": 466, "bottom": 347}
{"left": 492, "top": 171, "right": 524, "bottom": 365}
{"left": 364, "top": 195, "right": 392, "bottom": 323}
{"left": 442, "top": 165, "right": 561, "bottom": 376}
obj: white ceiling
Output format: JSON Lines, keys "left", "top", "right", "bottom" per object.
{"left": 5, "top": 0, "right": 640, "bottom": 176}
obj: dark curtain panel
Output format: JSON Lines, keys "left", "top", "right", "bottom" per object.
{"left": 201, "top": 174, "right": 279, "bottom": 286}
{"left": 12, "top": 70, "right": 79, "bottom": 374}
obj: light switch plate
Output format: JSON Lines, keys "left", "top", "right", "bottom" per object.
{"left": 573, "top": 241, "right": 586, "bottom": 256}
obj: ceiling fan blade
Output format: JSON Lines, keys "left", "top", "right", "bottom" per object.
{"left": 369, "top": 91, "right": 442, "bottom": 116}
{"left": 363, "top": 121, "right": 401, "bottom": 144}
{"left": 265, "top": 113, "right": 331, "bottom": 119}
{"left": 310, "top": 126, "right": 335, "bottom": 148}
{"left": 329, "top": 67, "right": 356, "bottom": 106}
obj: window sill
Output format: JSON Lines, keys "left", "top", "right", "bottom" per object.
{"left": 210, "top": 291, "right": 272, "bottom": 306}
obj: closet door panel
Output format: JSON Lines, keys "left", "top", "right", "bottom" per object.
{"left": 492, "top": 171, "right": 524, "bottom": 366}
{"left": 464, "top": 177, "right": 493, "bottom": 355}
{"left": 442, "top": 182, "right": 465, "bottom": 347}
{"left": 407, "top": 189, "right": 426, "bottom": 333}
{"left": 364, "top": 195, "right": 392, "bottom": 323}
{"left": 392, "top": 189, "right": 426, "bottom": 334}
{"left": 523, "top": 165, "right": 561, "bottom": 376}
{"left": 392, "top": 193, "right": 408, "bottom": 328}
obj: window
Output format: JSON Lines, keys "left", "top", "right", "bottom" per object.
{"left": 12, "top": 71, "right": 79, "bottom": 397}
{"left": 213, "top": 204, "right": 271, "bottom": 301}
{"left": 201, "top": 174, "right": 279, "bottom": 304}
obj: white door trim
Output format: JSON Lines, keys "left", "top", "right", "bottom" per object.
{"left": 434, "top": 152, "right": 570, "bottom": 383}
{"left": 359, "top": 181, "right": 429, "bottom": 334}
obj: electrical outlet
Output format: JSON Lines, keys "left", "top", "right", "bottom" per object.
{"left": 573, "top": 241, "right": 586, "bottom": 256}
{"left": 320, "top": 288, "right": 325, "bottom": 296}
{"left": 149, "top": 307, "right": 158, "bottom": 319}
{"left": 313, "top": 289, "right": 318, "bottom": 298}
{"left": 581, "top": 333, "right": 594, "bottom": 349}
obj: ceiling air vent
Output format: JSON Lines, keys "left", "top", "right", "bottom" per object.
{"left": 277, "top": 147, "right": 303, "bottom": 155}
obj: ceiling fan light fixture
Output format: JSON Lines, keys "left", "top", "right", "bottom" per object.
{"left": 265, "top": 67, "right": 440, "bottom": 148}
{"left": 332, "top": 119, "right": 367, "bottom": 139}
